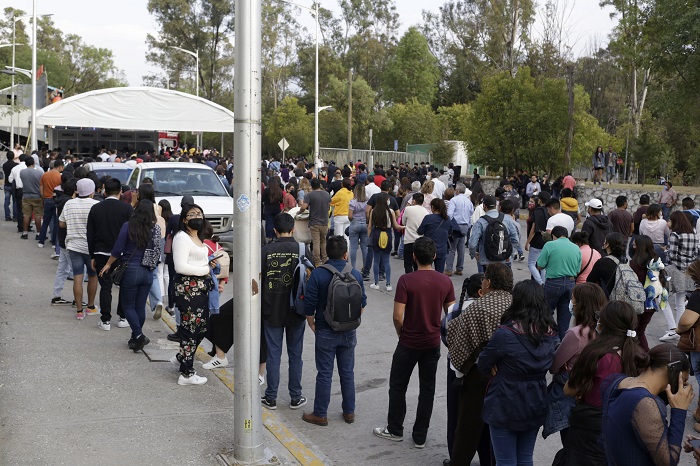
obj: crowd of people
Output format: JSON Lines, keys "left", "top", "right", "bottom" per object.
{"left": 258, "top": 156, "right": 700, "bottom": 465}
{"left": 2, "top": 144, "right": 232, "bottom": 386}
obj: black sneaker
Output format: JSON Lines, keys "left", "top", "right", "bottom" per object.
{"left": 362, "top": 274, "right": 370, "bottom": 282}
{"left": 128, "top": 338, "right": 137, "bottom": 350}
{"left": 132, "top": 334, "right": 150, "bottom": 352}
{"left": 71, "top": 300, "right": 87, "bottom": 307}
{"left": 34, "top": 235, "right": 40, "bottom": 241}
{"left": 390, "top": 251, "right": 397, "bottom": 256}
{"left": 167, "top": 332, "right": 181, "bottom": 342}
{"left": 51, "top": 297, "right": 71, "bottom": 305}
{"left": 20, "top": 233, "right": 28, "bottom": 240}
{"left": 261, "top": 396, "right": 277, "bottom": 410}
{"left": 290, "top": 396, "right": 307, "bottom": 410}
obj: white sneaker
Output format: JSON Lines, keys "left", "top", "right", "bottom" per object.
{"left": 202, "top": 356, "right": 229, "bottom": 370}
{"left": 170, "top": 354, "right": 180, "bottom": 365}
{"left": 369, "top": 283, "right": 379, "bottom": 290}
{"left": 97, "top": 321, "right": 111, "bottom": 331}
{"left": 117, "top": 318, "right": 129, "bottom": 328}
{"left": 659, "top": 330, "right": 680, "bottom": 342}
{"left": 153, "top": 302, "right": 163, "bottom": 320}
{"left": 37, "top": 242, "right": 44, "bottom": 248}
{"left": 178, "top": 373, "right": 208, "bottom": 385}
{"left": 385, "top": 285, "right": 393, "bottom": 292}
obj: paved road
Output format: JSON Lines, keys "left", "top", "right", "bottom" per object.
{"left": 0, "top": 187, "right": 697, "bottom": 465}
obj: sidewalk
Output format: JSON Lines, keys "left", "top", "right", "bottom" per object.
{"left": 0, "top": 216, "right": 302, "bottom": 465}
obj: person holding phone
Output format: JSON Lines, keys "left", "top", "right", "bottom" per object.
{"left": 601, "top": 344, "right": 693, "bottom": 466}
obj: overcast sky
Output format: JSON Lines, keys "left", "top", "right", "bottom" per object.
{"left": 13, "top": 0, "right": 617, "bottom": 86}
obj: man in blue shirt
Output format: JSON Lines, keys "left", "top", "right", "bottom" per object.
{"left": 445, "top": 183, "right": 474, "bottom": 276}
{"left": 302, "top": 236, "right": 367, "bottom": 426}
{"left": 468, "top": 195, "right": 520, "bottom": 273}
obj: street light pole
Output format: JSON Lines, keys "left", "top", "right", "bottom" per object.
{"left": 169, "top": 45, "right": 200, "bottom": 149}
{"left": 313, "top": 1, "right": 320, "bottom": 172}
{"left": 11, "top": 20, "right": 16, "bottom": 148}
{"left": 30, "top": 0, "right": 37, "bottom": 152}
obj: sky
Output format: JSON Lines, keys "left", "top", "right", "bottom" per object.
{"left": 10, "top": 0, "right": 618, "bottom": 86}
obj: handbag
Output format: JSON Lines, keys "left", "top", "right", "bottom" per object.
{"left": 678, "top": 321, "right": 700, "bottom": 352}
{"left": 163, "top": 234, "right": 173, "bottom": 254}
{"left": 111, "top": 249, "right": 136, "bottom": 286}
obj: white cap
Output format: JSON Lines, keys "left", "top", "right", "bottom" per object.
{"left": 585, "top": 198, "right": 603, "bottom": 210}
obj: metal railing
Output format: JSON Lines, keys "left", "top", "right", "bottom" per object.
{"left": 319, "top": 147, "right": 431, "bottom": 168}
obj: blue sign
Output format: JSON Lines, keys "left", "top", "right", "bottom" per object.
{"left": 394, "top": 140, "right": 398, "bottom": 151}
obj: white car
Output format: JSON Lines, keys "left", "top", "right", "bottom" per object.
{"left": 125, "top": 162, "right": 233, "bottom": 256}
{"left": 84, "top": 162, "right": 134, "bottom": 184}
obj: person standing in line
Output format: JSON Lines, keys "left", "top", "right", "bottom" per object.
{"left": 164, "top": 195, "right": 194, "bottom": 341}
{"left": 581, "top": 198, "right": 612, "bottom": 255}
{"left": 640, "top": 204, "right": 671, "bottom": 263}
{"left": 629, "top": 235, "right": 665, "bottom": 350}
{"left": 364, "top": 180, "right": 400, "bottom": 280}
{"left": 260, "top": 213, "right": 309, "bottom": 410}
{"left": 571, "top": 231, "right": 601, "bottom": 284}
{"left": 666, "top": 212, "right": 700, "bottom": 326}
{"left": 608, "top": 195, "right": 634, "bottom": 241}
{"left": 300, "top": 178, "right": 331, "bottom": 268}
{"left": 417, "top": 199, "right": 455, "bottom": 274}
{"left": 469, "top": 195, "right": 520, "bottom": 274}
{"left": 134, "top": 183, "right": 166, "bottom": 320}
{"left": 262, "top": 175, "right": 284, "bottom": 243}
{"left": 98, "top": 200, "right": 160, "bottom": 352}
{"left": 18, "top": 156, "right": 44, "bottom": 240}
{"left": 605, "top": 147, "right": 617, "bottom": 184}
{"left": 8, "top": 154, "right": 29, "bottom": 233}
{"left": 545, "top": 197, "right": 575, "bottom": 237}
{"left": 633, "top": 195, "right": 651, "bottom": 237}
{"left": 445, "top": 183, "right": 474, "bottom": 277}
{"left": 51, "top": 176, "right": 77, "bottom": 306}
{"left": 348, "top": 181, "right": 369, "bottom": 273}
{"left": 525, "top": 175, "right": 541, "bottom": 200}
{"left": 365, "top": 175, "right": 381, "bottom": 199}
{"left": 302, "top": 236, "right": 367, "bottom": 426}
{"left": 87, "top": 178, "right": 133, "bottom": 331}
{"left": 58, "top": 178, "right": 100, "bottom": 319}
{"left": 373, "top": 237, "right": 456, "bottom": 448}
{"left": 330, "top": 178, "right": 354, "bottom": 246}
{"left": 37, "top": 159, "right": 64, "bottom": 250}
{"left": 368, "top": 193, "right": 404, "bottom": 291}
{"left": 401, "top": 193, "right": 429, "bottom": 275}
{"left": 537, "top": 226, "right": 582, "bottom": 340}
{"left": 478, "top": 280, "right": 558, "bottom": 466}
{"left": 592, "top": 146, "right": 605, "bottom": 185}
{"left": 171, "top": 203, "right": 216, "bottom": 385}
{"left": 3, "top": 151, "right": 18, "bottom": 221}
{"left": 525, "top": 193, "right": 550, "bottom": 283}
{"left": 659, "top": 181, "right": 678, "bottom": 220}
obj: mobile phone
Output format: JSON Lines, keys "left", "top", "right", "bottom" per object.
{"left": 668, "top": 361, "right": 682, "bottom": 394}
{"left": 212, "top": 251, "right": 226, "bottom": 260}
{"left": 690, "top": 438, "right": 700, "bottom": 450}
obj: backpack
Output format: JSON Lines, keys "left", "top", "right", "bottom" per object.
{"left": 483, "top": 213, "right": 513, "bottom": 261}
{"left": 607, "top": 256, "right": 646, "bottom": 315}
{"left": 290, "top": 242, "right": 314, "bottom": 317}
{"left": 319, "top": 263, "right": 363, "bottom": 332}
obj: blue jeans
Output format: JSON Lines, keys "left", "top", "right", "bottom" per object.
{"left": 662, "top": 205, "right": 672, "bottom": 221}
{"left": 4, "top": 184, "right": 16, "bottom": 219}
{"left": 397, "top": 235, "right": 404, "bottom": 258}
{"left": 544, "top": 277, "right": 575, "bottom": 340}
{"left": 121, "top": 265, "right": 153, "bottom": 339}
{"left": 373, "top": 249, "right": 391, "bottom": 285}
{"left": 489, "top": 426, "right": 539, "bottom": 466}
{"left": 691, "top": 352, "right": 700, "bottom": 387}
{"left": 313, "top": 327, "right": 356, "bottom": 418}
{"left": 527, "top": 247, "right": 545, "bottom": 284}
{"left": 446, "top": 224, "right": 469, "bottom": 273}
{"left": 264, "top": 320, "right": 305, "bottom": 401}
{"left": 348, "top": 219, "right": 368, "bottom": 271}
{"left": 38, "top": 198, "right": 56, "bottom": 245}
{"left": 148, "top": 267, "right": 161, "bottom": 310}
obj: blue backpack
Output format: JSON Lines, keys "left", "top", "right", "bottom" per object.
{"left": 290, "top": 243, "right": 314, "bottom": 316}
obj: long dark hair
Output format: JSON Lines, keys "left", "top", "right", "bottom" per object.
{"left": 571, "top": 283, "right": 607, "bottom": 338}
{"left": 431, "top": 198, "right": 448, "bottom": 220}
{"left": 501, "top": 280, "right": 557, "bottom": 346}
{"left": 267, "top": 175, "right": 283, "bottom": 204}
{"left": 669, "top": 211, "right": 694, "bottom": 234}
{"left": 129, "top": 199, "right": 156, "bottom": 248}
{"left": 456, "top": 273, "right": 483, "bottom": 311}
{"left": 158, "top": 199, "right": 172, "bottom": 222}
{"left": 568, "top": 301, "right": 647, "bottom": 397}
{"left": 138, "top": 183, "right": 156, "bottom": 203}
{"left": 178, "top": 203, "right": 205, "bottom": 240}
{"left": 632, "top": 235, "right": 658, "bottom": 268}
{"left": 371, "top": 193, "right": 391, "bottom": 229}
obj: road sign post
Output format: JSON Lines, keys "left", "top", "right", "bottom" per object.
{"left": 278, "top": 137, "right": 289, "bottom": 165}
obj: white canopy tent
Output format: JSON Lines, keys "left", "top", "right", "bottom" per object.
{"left": 35, "top": 87, "right": 234, "bottom": 132}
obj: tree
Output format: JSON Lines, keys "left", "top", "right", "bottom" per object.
{"left": 380, "top": 99, "right": 439, "bottom": 150}
{"left": 437, "top": 103, "right": 473, "bottom": 141}
{"left": 430, "top": 140, "right": 457, "bottom": 166}
{"left": 383, "top": 28, "right": 439, "bottom": 105}
{"left": 263, "top": 96, "right": 314, "bottom": 157}
{"left": 262, "top": 0, "right": 301, "bottom": 111}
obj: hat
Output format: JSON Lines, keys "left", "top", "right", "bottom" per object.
{"left": 411, "top": 181, "right": 421, "bottom": 191}
{"left": 483, "top": 195, "right": 497, "bottom": 208}
{"left": 181, "top": 195, "right": 195, "bottom": 208}
{"left": 585, "top": 198, "right": 603, "bottom": 210}
{"left": 77, "top": 178, "right": 95, "bottom": 197}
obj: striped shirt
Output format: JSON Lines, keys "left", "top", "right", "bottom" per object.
{"left": 668, "top": 232, "right": 699, "bottom": 270}
{"left": 59, "top": 197, "right": 100, "bottom": 254}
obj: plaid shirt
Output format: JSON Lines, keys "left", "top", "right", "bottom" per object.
{"left": 668, "top": 232, "right": 699, "bottom": 269}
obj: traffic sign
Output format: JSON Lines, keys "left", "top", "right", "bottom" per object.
{"left": 278, "top": 138, "right": 289, "bottom": 151}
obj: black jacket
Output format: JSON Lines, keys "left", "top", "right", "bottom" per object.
{"left": 86, "top": 197, "right": 133, "bottom": 257}
{"left": 261, "top": 237, "right": 309, "bottom": 327}
{"left": 582, "top": 214, "right": 612, "bottom": 254}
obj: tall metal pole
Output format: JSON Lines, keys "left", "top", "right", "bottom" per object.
{"left": 11, "top": 19, "right": 16, "bottom": 148}
{"left": 232, "top": 0, "right": 264, "bottom": 462}
{"left": 347, "top": 68, "right": 353, "bottom": 161}
{"left": 313, "top": 2, "right": 320, "bottom": 172}
{"left": 30, "top": 0, "right": 37, "bottom": 152}
{"left": 195, "top": 51, "right": 200, "bottom": 150}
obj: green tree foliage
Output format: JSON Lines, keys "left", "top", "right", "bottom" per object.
{"left": 430, "top": 140, "right": 457, "bottom": 166}
{"left": 380, "top": 99, "right": 439, "bottom": 150}
{"left": 437, "top": 103, "right": 473, "bottom": 141}
{"left": 0, "top": 9, "right": 126, "bottom": 96}
{"left": 383, "top": 28, "right": 439, "bottom": 105}
{"left": 263, "top": 96, "right": 313, "bottom": 157}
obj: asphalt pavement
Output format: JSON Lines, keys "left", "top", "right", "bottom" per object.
{"left": 0, "top": 187, "right": 698, "bottom": 465}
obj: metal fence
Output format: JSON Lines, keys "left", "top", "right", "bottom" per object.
{"left": 319, "top": 147, "right": 431, "bottom": 168}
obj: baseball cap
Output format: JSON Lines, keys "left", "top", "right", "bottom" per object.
{"left": 585, "top": 198, "right": 603, "bottom": 210}
{"left": 77, "top": 178, "right": 95, "bottom": 197}
{"left": 483, "top": 195, "right": 498, "bottom": 208}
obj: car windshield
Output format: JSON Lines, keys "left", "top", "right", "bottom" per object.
{"left": 92, "top": 168, "right": 132, "bottom": 183}
{"left": 143, "top": 167, "right": 229, "bottom": 197}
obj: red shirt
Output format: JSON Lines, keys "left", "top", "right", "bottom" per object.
{"left": 563, "top": 175, "right": 576, "bottom": 191}
{"left": 581, "top": 352, "right": 621, "bottom": 408}
{"left": 395, "top": 270, "right": 455, "bottom": 349}
{"left": 374, "top": 174, "right": 386, "bottom": 188}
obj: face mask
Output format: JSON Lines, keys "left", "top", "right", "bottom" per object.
{"left": 187, "top": 218, "right": 204, "bottom": 231}
{"left": 569, "top": 300, "right": 574, "bottom": 316}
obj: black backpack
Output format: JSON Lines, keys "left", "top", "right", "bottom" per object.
{"left": 483, "top": 213, "right": 513, "bottom": 261}
{"left": 320, "top": 263, "right": 363, "bottom": 332}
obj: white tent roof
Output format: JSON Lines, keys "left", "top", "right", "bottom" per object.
{"left": 36, "top": 87, "right": 234, "bottom": 132}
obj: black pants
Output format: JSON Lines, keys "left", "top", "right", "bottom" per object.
{"left": 93, "top": 254, "right": 124, "bottom": 322}
{"left": 166, "top": 254, "right": 176, "bottom": 308}
{"left": 451, "top": 366, "right": 494, "bottom": 466}
{"left": 14, "top": 187, "right": 23, "bottom": 232}
{"left": 446, "top": 360, "right": 459, "bottom": 459}
{"left": 386, "top": 343, "right": 440, "bottom": 444}
{"left": 403, "top": 242, "right": 418, "bottom": 274}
